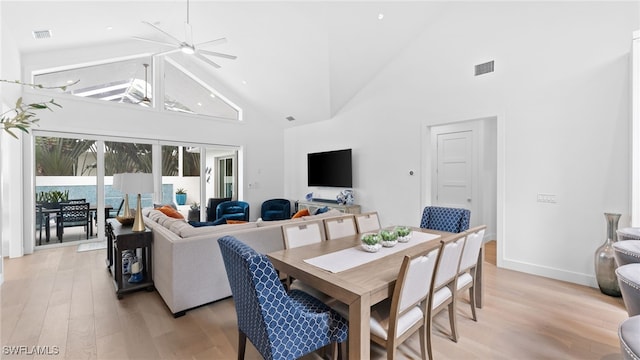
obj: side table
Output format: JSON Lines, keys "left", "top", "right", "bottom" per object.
{"left": 106, "top": 218, "right": 154, "bottom": 299}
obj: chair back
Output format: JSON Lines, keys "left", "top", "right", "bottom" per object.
{"left": 218, "top": 235, "right": 348, "bottom": 360}
{"left": 67, "top": 198, "right": 87, "bottom": 204}
{"left": 282, "top": 220, "right": 325, "bottom": 249}
{"left": 355, "top": 212, "right": 381, "bottom": 233}
{"left": 206, "top": 197, "right": 232, "bottom": 221}
{"left": 420, "top": 206, "right": 470, "bottom": 233}
{"left": 59, "top": 202, "right": 90, "bottom": 226}
{"left": 216, "top": 200, "right": 250, "bottom": 222}
{"left": 458, "top": 225, "right": 487, "bottom": 273}
{"left": 218, "top": 235, "right": 289, "bottom": 358}
{"left": 261, "top": 199, "right": 291, "bottom": 221}
{"left": 434, "top": 233, "right": 466, "bottom": 289}
{"left": 323, "top": 215, "right": 357, "bottom": 240}
{"left": 396, "top": 245, "right": 442, "bottom": 315}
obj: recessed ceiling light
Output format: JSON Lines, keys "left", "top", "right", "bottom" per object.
{"left": 378, "top": 13, "right": 384, "bottom": 20}
{"left": 66, "top": 80, "right": 75, "bottom": 84}
{"left": 32, "top": 30, "right": 52, "bottom": 39}
{"left": 197, "top": 102, "right": 202, "bottom": 106}
{"left": 106, "top": 26, "right": 113, "bottom": 31}
{"left": 241, "top": 80, "right": 247, "bottom": 85}
{"left": 210, "top": 93, "right": 216, "bottom": 98}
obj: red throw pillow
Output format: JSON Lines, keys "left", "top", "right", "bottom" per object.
{"left": 292, "top": 209, "right": 310, "bottom": 218}
{"left": 158, "top": 205, "right": 184, "bottom": 219}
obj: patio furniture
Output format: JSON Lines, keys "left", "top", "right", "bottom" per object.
{"left": 56, "top": 202, "right": 90, "bottom": 241}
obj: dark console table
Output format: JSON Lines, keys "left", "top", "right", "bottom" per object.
{"left": 105, "top": 218, "right": 153, "bottom": 299}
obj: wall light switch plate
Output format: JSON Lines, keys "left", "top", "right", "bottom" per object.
{"left": 537, "top": 193, "right": 557, "bottom": 203}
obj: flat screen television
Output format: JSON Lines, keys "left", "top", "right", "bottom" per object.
{"left": 307, "top": 149, "right": 353, "bottom": 188}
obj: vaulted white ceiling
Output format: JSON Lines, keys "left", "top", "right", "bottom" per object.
{"left": 1, "top": 1, "right": 443, "bottom": 126}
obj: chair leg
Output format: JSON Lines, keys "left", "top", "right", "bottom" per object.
{"left": 426, "top": 314, "right": 434, "bottom": 360}
{"left": 469, "top": 284, "right": 478, "bottom": 321}
{"left": 238, "top": 331, "right": 247, "bottom": 360}
{"left": 448, "top": 299, "right": 459, "bottom": 342}
{"left": 419, "top": 325, "right": 428, "bottom": 360}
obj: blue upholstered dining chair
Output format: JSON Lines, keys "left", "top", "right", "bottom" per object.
{"left": 420, "top": 206, "right": 470, "bottom": 233}
{"left": 218, "top": 235, "right": 348, "bottom": 360}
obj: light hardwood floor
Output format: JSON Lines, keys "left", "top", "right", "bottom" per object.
{"left": 1, "top": 242, "right": 628, "bottom": 359}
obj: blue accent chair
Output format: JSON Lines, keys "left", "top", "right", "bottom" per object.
{"left": 218, "top": 235, "right": 348, "bottom": 360}
{"left": 260, "top": 199, "right": 291, "bottom": 221}
{"left": 420, "top": 206, "right": 470, "bottom": 233}
{"left": 216, "top": 201, "right": 250, "bottom": 222}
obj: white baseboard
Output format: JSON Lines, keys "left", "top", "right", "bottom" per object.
{"left": 499, "top": 258, "right": 598, "bottom": 289}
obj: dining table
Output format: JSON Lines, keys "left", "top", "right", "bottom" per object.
{"left": 267, "top": 226, "right": 485, "bottom": 360}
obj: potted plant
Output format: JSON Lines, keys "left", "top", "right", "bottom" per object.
{"left": 361, "top": 232, "right": 381, "bottom": 253}
{"left": 175, "top": 188, "right": 187, "bottom": 205}
{"left": 188, "top": 202, "right": 200, "bottom": 222}
{"left": 379, "top": 229, "right": 398, "bottom": 247}
{"left": 394, "top": 226, "right": 412, "bottom": 242}
{"left": 36, "top": 189, "right": 69, "bottom": 208}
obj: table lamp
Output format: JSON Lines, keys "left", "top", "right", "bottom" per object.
{"left": 119, "top": 173, "right": 154, "bottom": 232}
{"left": 113, "top": 174, "right": 133, "bottom": 221}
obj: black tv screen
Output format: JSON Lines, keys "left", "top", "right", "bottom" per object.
{"left": 307, "top": 149, "right": 352, "bottom": 188}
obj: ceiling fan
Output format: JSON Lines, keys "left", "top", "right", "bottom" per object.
{"left": 132, "top": 0, "right": 237, "bottom": 69}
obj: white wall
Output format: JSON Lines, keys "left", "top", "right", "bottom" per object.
{"left": 284, "top": 2, "right": 639, "bottom": 287}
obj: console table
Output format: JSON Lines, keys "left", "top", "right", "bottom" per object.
{"left": 106, "top": 218, "right": 153, "bottom": 299}
{"left": 297, "top": 200, "right": 361, "bottom": 214}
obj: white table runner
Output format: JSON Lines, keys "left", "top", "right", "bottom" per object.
{"left": 303, "top": 231, "right": 441, "bottom": 273}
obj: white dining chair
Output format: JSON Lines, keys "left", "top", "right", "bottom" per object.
{"left": 429, "top": 232, "right": 467, "bottom": 343}
{"left": 281, "top": 220, "right": 331, "bottom": 302}
{"left": 355, "top": 212, "right": 381, "bottom": 233}
{"left": 324, "top": 215, "right": 357, "bottom": 240}
{"left": 456, "top": 225, "right": 486, "bottom": 321}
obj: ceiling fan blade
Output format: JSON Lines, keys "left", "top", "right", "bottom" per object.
{"left": 198, "top": 49, "right": 237, "bottom": 60}
{"left": 195, "top": 37, "right": 227, "bottom": 47}
{"left": 194, "top": 53, "right": 221, "bottom": 69}
{"left": 155, "top": 48, "right": 182, "bottom": 57}
{"left": 142, "top": 21, "right": 184, "bottom": 45}
{"left": 132, "top": 36, "right": 177, "bottom": 47}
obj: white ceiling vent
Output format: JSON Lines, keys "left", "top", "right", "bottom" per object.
{"left": 32, "top": 30, "right": 52, "bottom": 39}
{"left": 475, "top": 60, "right": 494, "bottom": 76}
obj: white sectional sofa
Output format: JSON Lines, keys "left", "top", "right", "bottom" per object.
{"left": 142, "top": 207, "right": 345, "bottom": 317}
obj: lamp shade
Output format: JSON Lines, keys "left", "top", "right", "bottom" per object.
{"left": 119, "top": 173, "right": 154, "bottom": 195}
{"left": 112, "top": 173, "right": 123, "bottom": 191}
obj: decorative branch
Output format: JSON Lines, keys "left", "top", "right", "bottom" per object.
{"left": 0, "top": 79, "right": 78, "bottom": 139}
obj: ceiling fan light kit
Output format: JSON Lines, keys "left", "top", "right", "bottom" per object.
{"left": 133, "top": 0, "right": 236, "bottom": 69}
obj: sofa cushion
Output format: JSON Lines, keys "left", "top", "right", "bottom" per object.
{"left": 147, "top": 210, "right": 165, "bottom": 223}
{"left": 168, "top": 219, "right": 192, "bottom": 234}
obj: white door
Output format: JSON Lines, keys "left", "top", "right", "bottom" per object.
{"left": 435, "top": 130, "right": 475, "bottom": 215}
